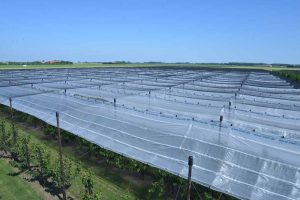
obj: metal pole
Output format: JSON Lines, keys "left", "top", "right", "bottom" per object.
{"left": 56, "top": 112, "right": 66, "bottom": 200}
{"left": 187, "top": 156, "right": 193, "bottom": 200}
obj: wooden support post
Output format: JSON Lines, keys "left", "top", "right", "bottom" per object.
{"left": 187, "top": 156, "right": 193, "bottom": 200}
{"left": 9, "top": 97, "right": 13, "bottom": 120}
{"left": 56, "top": 112, "right": 66, "bottom": 200}
{"left": 220, "top": 115, "right": 223, "bottom": 123}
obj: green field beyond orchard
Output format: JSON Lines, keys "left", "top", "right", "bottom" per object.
{"left": 1, "top": 63, "right": 300, "bottom": 71}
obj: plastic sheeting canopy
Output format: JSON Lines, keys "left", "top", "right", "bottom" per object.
{"left": 0, "top": 68, "right": 300, "bottom": 200}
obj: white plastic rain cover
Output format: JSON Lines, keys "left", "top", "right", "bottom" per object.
{"left": 0, "top": 68, "right": 299, "bottom": 200}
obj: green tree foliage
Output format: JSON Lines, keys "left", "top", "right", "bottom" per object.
{"left": 0, "top": 120, "right": 5, "bottom": 134}
{"left": 81, "top": 170, "right": 101, "bottom": 200}
{"left": 32, "top": 144, "right": 51, "bottom": 185}
{"left": 51, "top": 157, "right": 77, "bottom": 189}
{"left": 274, "top": 71, "right": 300, "bottom": 83}
{"left": 204, "top": 192, "right": 214, "bottom": 200}
{"left": 43, "top": 124, "right": 56, "bottom": 137}
{"left": 19, "top": 114, "right": 39, "bottom": 127}
{"left": 9, "top": 135, "right": 31, "bottom": 170}
{"left": 0, "top": 120, "right": 9, "bottom": 154}
{"left": 147, "top": 178, "right": 166, "bottom": 199}
{"left": 20, "top": 135, "right": 31, "bottom": 169}
{"left": 11, "top": 124, "right": 18, "bottom": 145}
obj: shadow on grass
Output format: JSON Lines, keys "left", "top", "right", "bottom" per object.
{"left": 26, "top": 175, "right": 75, "bottom": 200}
{"left": 8, "top": 169, "right": 24, "bottom": 176}
{"left": 0, "top": 154, "right": 11, "bottom": 159}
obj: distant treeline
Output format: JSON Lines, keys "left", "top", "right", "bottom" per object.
{"left": 0, "top": 61, "right": 73, "bottom": 65}
{"left": 223, "top": 62, "right": 300, "bottom": 68}
{"left": 277, "top": 64, "right": 300, "bottom": 68}
{"left": 1, "top": 61, "right": 299, "bottom": 67}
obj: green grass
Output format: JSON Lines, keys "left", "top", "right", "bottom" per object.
{"left": 1, "top": 63, "right": 299, "bottom": 71}
{"left": 0, "top": 159, "right": 43, "bottom": 200}
{"left": 0, "top": 113, "right": 145, "bottom": 200}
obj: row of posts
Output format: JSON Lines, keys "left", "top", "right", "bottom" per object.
{"left": 9, "top": 73, "right": 245, "bottom": 198}
{"left": 8, "top": 97, "right": 66, "bottom": 200}
{"left": 8, "top": 97, "right": 196, "bottom": 200}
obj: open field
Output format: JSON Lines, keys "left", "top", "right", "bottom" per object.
{"left": 1, "top": 63, "right": 300, "bottom": 71}
{"left": 0, "top": 68, "right": 300, "bottom": 200}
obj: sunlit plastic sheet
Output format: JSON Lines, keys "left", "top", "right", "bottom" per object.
{"left": 0, "top": 68, "right": 300, "bottom": 200}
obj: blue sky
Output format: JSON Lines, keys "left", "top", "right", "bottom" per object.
{"left": 1, "top": 0, "right": 300, "bottom": 64}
